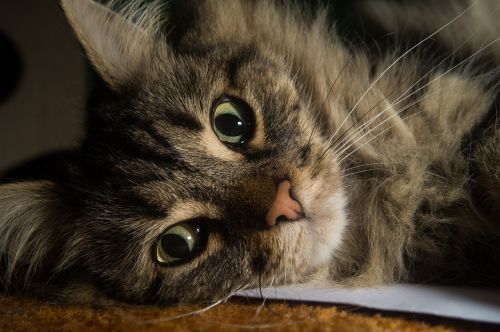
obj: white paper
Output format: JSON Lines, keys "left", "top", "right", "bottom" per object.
{"left": 238, "top": 284, "right": 500, "bottom": 324}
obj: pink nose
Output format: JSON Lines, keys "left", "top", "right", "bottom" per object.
{"left": 266, "top": 180, "right": 304, "bottom": 227}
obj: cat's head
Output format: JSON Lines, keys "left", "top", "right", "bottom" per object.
{"left": 0, "top": 0, "right": 347, "bottom": 303}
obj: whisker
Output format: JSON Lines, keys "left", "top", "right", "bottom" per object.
{"left": 327, "top": 36, "right": 499, "bottom": 160}
{"left": 324, "top": 79, "right": 413, "bottom": 158}
{"left": 315, "top": 92, "right": 431, "bottom": 168}
{"left": 327, "top": 38, "right": 500, "bottom": 160}
{"left": 252, "top": 292, "right": 267, "bottom": 320}
{"left": 333, "top": 90, "right": 442, "bottom": 159}
{"left": 322, "top": 37, "right": 479, "bottom": 161}
{"left": 342, "top": 162, "right": 396, "bottom": 173}
{"left": 336, "top": 108, "right": 427, "bottom": 166}
{"left": 331, "top": 93, "right": 433, "bottom": 158}
{"left": 129, "top": 284, "right": 249, "bottom": 324}
{"left": 252, "top": 274, "right": 276, "bottom": 320}
{"left": 343, "top": 168, "right": 384, "bottom": 178}
{"left": 307, "top": 59, "right": 353, "bottom": 146}
{"left": 322, "top": 1, "right": 479, "bottom": 151}
{"left": 251, "top": 270, "right": 266, "bottom": 320}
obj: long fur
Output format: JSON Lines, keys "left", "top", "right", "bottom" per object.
{"left": 0, "top": 181, "right": 60, "bottom": 288}
{"left": 0, "top": 0, "right": 498, "bottom": 303}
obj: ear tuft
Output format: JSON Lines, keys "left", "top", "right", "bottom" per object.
{"left": 60, "top": 0, "right": 165, "bottom": 89}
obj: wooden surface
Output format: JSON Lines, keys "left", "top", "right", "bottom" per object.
{"left": 0, "top": 295, "right": 466, "bottom": 332}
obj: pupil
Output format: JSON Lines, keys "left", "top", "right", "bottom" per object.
{"left": 162, "top": 234, "right": 191, "bottom": 258}
{"left": 215, "top": 114, "right": 245, "bottom": 137}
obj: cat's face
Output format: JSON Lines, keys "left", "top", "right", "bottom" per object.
{"left": 78, "top": 26, "right": 346, "bottom": 304}
{"left": 0, "top": 0, "right": 347, "bottom": 304}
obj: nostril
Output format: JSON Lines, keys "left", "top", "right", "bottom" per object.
{"left": 266, "top": 180, "right": 305, "bottom": 227}
{"left": 276, "top": 215, "right": 288, "bottom": 224}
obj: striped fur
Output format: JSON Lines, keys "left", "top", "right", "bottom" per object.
{"left": 0, "top": 182, "right": 62, "bottom": 289}
{"left": 0, "top": 0, "right": 498, "bottom": 304}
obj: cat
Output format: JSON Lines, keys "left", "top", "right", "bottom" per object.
{"left": 0, "top": 0, "right": 498, "bottom": 305}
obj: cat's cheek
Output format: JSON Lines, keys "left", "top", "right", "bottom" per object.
{"left": 269, "top": 191, "right": 347, "bottom": 282}
{"left": 306, "top": 191, "right": 348, "bottom": 268}
{"left": 291, "top": 167, "right": 347, "bottom": 270}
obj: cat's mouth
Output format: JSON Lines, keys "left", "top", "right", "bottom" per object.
{"left": 252, "top": 173, "right": 347, "bottom": 286}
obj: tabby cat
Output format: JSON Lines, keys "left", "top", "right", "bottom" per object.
{"left": 0, "top": 0, "right": 498, "bottom": 304}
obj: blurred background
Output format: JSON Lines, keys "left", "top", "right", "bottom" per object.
{"left": 0, "top": 0, "right": 86, "bottom": 173}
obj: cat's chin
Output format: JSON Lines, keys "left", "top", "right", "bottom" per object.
{"left": 300, "top": 190, "right": 348, "bottom": 270}
{"left": 260, "top": 189, "right": 347, "bottom": 285}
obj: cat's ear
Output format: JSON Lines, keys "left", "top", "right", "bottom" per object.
{"left": 0, "top": 181, "right": 68, "bottom": 289}
{"left": 61, "top": 0, "right": 159, "bottom": 89}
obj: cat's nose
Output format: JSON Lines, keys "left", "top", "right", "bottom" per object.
{"left": 266, "top": 180, "right": 304, "bottom": 227}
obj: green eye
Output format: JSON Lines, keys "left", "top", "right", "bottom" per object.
{"left": 156, "top": 222, "right": 204, "bottom": 266}
{"left": 212, "top": 98, "right": 253, "bottom": 145}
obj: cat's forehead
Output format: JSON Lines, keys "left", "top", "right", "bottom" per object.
{"left": 142, "top": 41, "right": 289, "bottom": 92}
{"left": 118, "top": 43, "right": 306, "bottom": 154}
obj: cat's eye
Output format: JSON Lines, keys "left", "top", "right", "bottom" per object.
{"left": 211, "top": 98, "right": 254, "bottom": 145}
{"left": 156, "top": 222, "right": 205, "bottom": 266}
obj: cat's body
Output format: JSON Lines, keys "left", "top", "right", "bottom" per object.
{"left": 0, "top": 0, "right": 498, "bottom": 304}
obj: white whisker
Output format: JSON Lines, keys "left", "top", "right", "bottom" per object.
{"left": 329, "top": 38, "right": 500, "bottom": 159}
{"left": 322, "top": 30, "right": 480, "bottom": 160}
{"left": 343, "top": 162, "right": 397, "bottom": 173}
{"left": 331, "top": 90, "right": 439, "bottom": 159}
{"left": 307, "top": 60, "right": 353, "bottom": 145}
{"left": 127, "top": 284, "right": 249, "bottom": 324}
{"left": 252, "top": 275, "right": 275, "bottom": 320}
{"left": 323, "top": 1, "right": 479, "bottom": 151}
{"left": 343, "top": 168, "right": 384, "bottom": 178}
{"left": 336, "top": 109, "right": 427, "bottom": 166}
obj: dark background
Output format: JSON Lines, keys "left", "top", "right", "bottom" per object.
{"left": 0, "top": 0, "right": 86, "bottom": 173}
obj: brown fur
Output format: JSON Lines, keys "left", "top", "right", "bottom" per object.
{"left": 0, "top": 0, "right": 498, "bottom": 304}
